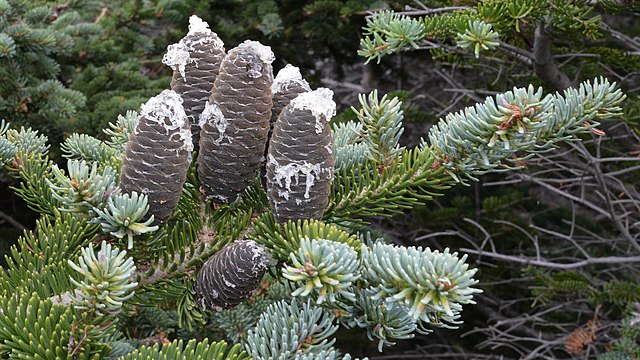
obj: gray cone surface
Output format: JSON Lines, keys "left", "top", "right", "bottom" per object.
{"left": 195, "top": 240, "right": 272, "bottom": 311}
{"left": 170, "top": 32, "right": 226, "bottom": 151}
{"left": 119, "top": 92, "right": 191, "bottom": 225}
{"left": 261, "top": 71, "right": 311, "bottom": 188}
{"left": 266, "top": 101, "right": 334, "bottom": 223}
{"left": 198, "top": 43, "right": 273, "bottom": 204}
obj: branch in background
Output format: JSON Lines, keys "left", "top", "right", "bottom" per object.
{"left": 396, "top": 6, "right": 477, "bottom": 16}
{"left": 533, "top": 21, "right": 573, "bottom": 91}
{"left": 599, "top": 21, "right": 640, "bottom": 52}
{"left": 496, "top": 40, "right": 533, "bottom": 66}
{"left": 0, "top": 209, "right": 26, "bottom": 230}
{"left": 461, "top": 248, "right": 640, "bottom": 270}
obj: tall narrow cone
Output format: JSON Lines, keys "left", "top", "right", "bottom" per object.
{"left": 266, "top": 88, "right": 336, "bottom": 223}
{"left": 198, "top": 40, "right": 274, "bottom": 204}
{"left": 162, "top": 15, "right": 226, "bottom": 151}
{"left": 119, "top": 90, "right": 192, "bottom": 225}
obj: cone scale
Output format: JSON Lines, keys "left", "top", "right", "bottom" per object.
{"left": 261, "top": 64, "right": 311, "bottom": 187}
{"left": 270, "top": 64, "right": 311, "bottom": 129}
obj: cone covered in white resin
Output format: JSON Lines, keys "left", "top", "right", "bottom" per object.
{"left": 162, "top": 15, "right": 226, "bottom": 151}
{"left": 198, "top": 40, "right": 274, "bottom": 204}
{"left": 195, "top": 240, "right": 273, "bottom": 311}
{"left": 266, "top": 88, "right": 336, "bottom": 223}
{"left": 119, "top": 90, "right": 193, "bottom": 225}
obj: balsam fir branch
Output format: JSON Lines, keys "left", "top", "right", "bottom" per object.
{"left": 244, "top": 299, "right": 339, "bottom": 359}
{"left": 283, "top": 238, "right": 360, "bottom": 304}
{"left": 350, "top": 289, "right": 418, "bottom": 352}
{"left": 92, "top": 192, "right": 158, "bottom": 249}
{"left": 332, "top": 121, "right": 371, "bottom": 170}
{"left": 62, "top": 133, "right": 121, "bottom": 166}
{"left": 326, "top": 77, "right": 624, "bottom": 224}
{"left": 1, "top": 211, "right": 98, "bottom": 299}
{"left": 0, "top": 120, "right": 16, "bottom": 164}
{"left": 103, "top": 111, "right": 137, "bottom": 152}
{"left": 359, "top": 10, "right": 502, "bottom": 62}
{"left": 352, "top": 90, "right": 404, "bottom": 165}
{"left": 0, "top": 0, "right": 99, "bottom": 146}
{"left": 426, "top": 77, "right": 624, "bottom": 181}
{"left": 0, "top": 11, "right": 630, "bottom": 358}
{"left": 456, "top": 20, "right": 500, "bottom": 58}
{"left": 68, "top": 241, "right": 137, "bottom": 317}
{"left": 0, "top": 291, "right": 88, "bottom": 359}
{"left": 362, "top": 243, "right": 480, "bottom": 326}
{"left": 358, "top": 10, "right": 425, "bottom": 64}
{"left": 0, "top": 77, "right": 627, "bottom": 359}
{"left": 251, "top": 216, "right": 360, "bottom": 263}
{"left": 48, "top": 159, "right": 119, "bottom": 218}
{"left": 118, "top": 339, "right": 248, "bottom": 360}
{"left": 4, "top": 127, "right": 60, "bottom": 216}
{"left": 356, "top": 2, "right": 632, "bottom": 95}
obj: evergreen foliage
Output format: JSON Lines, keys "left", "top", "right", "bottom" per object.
{"left": 118, "top": 339, "right": 248, "bottom": 360}
{"left": 356, "top": 3, "right": 639, "bottom": 358}
{"left": 244, "top": 299, "right": 338, "bottom": 359}
{"left": 0, "top": 9, "right": 633, "bottom": 360}
{"left": 68, "top": 241, "right": 137, "bottom": 317}
{"left": 195, "top": 0, "right": 391, "bottom": 71}
{"left": 0, "top": 0, "right": 94, "bottom": 146}
{"left": 283, "top": 238, "right": 360, "bottom": 304}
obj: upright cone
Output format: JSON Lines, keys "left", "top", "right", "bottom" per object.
{"left": 162, "top": 15, "right": 226, "bottom": 151}
{"left": 198, "top": 40, "right": 274, "bottom": 204}
{"left": 261, "top": 64, "right": 311, "bottom": 187}
{"left": 266, "top": 88, "right": 336, "bottom": 223}
{"left": 119, "top": 90, "right": 192, "bottom": 225}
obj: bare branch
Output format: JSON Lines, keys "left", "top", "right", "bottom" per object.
{"left": 461, "top": 248, "right": 640, "bottom": 270}
{"left": 395, "top": 6, "right": 476, "bottom": 16}
{"left": 0, "top": 209, "right": 26, "bottom": 230}
{"left": 600, "top": 21, "right": 640, "bottom": 52}
{"left": 532, "top": 21, "right": 573, "bottom": 91}
{"left": 496, "top": 40, "right": 534, "bottom": 65}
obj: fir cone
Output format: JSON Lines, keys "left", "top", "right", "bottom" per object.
{"left": 119, "top": 90, "right": 192, "bottom": 225}
{"left": 198, "top": 40, "right": 274, "bottom": 203}
{"left": 270, "top": 64, "right": 311, "bottom": 129}
{"left": 195, "top": 240, "right": 274, "bottom": 311}
{"left": 266, "top": 88, "right": 336, "bottom": 223}
{"left": 162, "top": 15, "right": 226, "bottom": 151}
{"left": 261, "top": 65, "right": 311, "bottom": 188}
